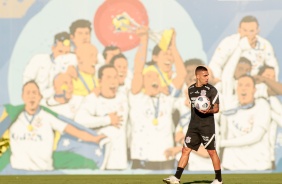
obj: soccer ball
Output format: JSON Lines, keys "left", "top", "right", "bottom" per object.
{"left": 194, "top": 96, "right": 210, "bottom": 111}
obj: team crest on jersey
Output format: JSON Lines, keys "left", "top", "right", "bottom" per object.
{"left": 201, "top": 90, "right": 206, "bottom": 96}
{"left": 185, "top": 136, "right": 191, "bottom": 143}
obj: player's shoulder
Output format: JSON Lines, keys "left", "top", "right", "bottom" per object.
{"left": 255, "top": 97, "right": 270, "bottom": 107}
{"left": 188, "top": 83, "right": 196, "bottom": 90}
{"left": 204, "top": 83, "right": 216, "bottom": 91}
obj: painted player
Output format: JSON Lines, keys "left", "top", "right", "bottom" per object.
{"left": 163, "top": 66, "right": 222, "bottom": 184}
{"left": 74, "top": 65, "right": 129, "bottom": 170}
{"left": 129, "top": 26, "right": 186, "bottom": 170}
{"left": 9, "top": 81, "right": 106, "bottom": 171}
{"left": 23, "top": 32, "right": 74, "bottom": 100}
{"left": 220, "top": 75, "right": 272, "bottom": 170}
{"left": 209, "top": 15, "right": 279, "bottom": 82}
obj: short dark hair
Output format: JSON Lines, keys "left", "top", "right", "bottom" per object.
{"left": 239, "top": 15, "right": 259, "bottom": 27}
{"left": 238, "top": 57, "right": 252, "bottom": 66}
{"left": 238, "top": 74, "right": 255, "bottom": 86}
{"left": 69, "top": 19, "right": 91, "bottom": 35}
{"left": 98, "top": 64, "right": 116, "bottom": 79}
{"left": 258, "top": 65, "right": 275, "bottom": 76}
{"left": 103, "top": 45, "right": 120, "bottom": 59}
{"left": 184, "top": 59, "right": 204, "bottom": 67}
{"left": 195, "top": 65, "right": 208, "bottom": 75}
{"left": 22, "top": 80, "right": 40, "bottom": 93}
{"left": 109, "top": 53, "right": 127, "bottom": 66}
{"left": 146, "top": 44, "right": 162, "bottom": 65}
{"left": 54, "top": 32, "right": 70, "bottom": 45}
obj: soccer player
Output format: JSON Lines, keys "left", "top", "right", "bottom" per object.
{"left": 163, "top": 66, "right": 222, "bottom": 184}
{"left": 209, "top": 15, "right": 279, "bottom": 82}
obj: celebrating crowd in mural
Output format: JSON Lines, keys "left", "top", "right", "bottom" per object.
{"left": 0, "top": 0, "right": 281, "bottom": 174}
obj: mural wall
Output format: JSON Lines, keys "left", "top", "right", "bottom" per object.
{"left": 0, "top": 0, "right": 282, "bottom": 174}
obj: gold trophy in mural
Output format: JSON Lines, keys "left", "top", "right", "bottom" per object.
{"left": 112, "top": 12, "right": 174, "bottom": 51}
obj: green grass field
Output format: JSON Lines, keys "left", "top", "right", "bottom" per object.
{"left": 0, "top": 174, "right": 281, "bottom": 184}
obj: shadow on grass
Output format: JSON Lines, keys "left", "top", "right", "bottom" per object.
{"left": 183, "top": 180, "right": 212, "bottom": 184}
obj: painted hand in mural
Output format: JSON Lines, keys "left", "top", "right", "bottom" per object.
{"left": 0, "top": 0, "right": 35, "bottom": 18}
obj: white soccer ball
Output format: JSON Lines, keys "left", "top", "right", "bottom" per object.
{"left": 194, "top": 96, "right": 210, "bottom": 111}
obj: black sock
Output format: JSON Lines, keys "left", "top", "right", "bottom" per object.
{"left": 174, "top": 167, "right": 184, "bottom": 179}
{"left": 215, "top": 169, "right": 222, "bottom": 182}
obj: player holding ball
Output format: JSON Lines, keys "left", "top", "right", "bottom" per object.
{"left": 163, "top": 66, "right": 222, "bottom": 184}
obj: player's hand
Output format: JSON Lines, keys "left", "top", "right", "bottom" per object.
{"left": 253, "top": 75, "right": 265, "bottom": 84}
{"left": 66, "top": 66, "right": 78, "bottom": 79}
{"left": 174, "top": 131, "right": 185, "bottom": 143}
{"left": 135, "top": 26, "right": 149, "bottom": 39}
{"left": 198, "top": 105, "right": 211, "bottom": 114}
{"left": 109, "top": 112, "right": 123, "bottom": 128}
{"left": 160, "top": 86, "right": 170, "bottom": 95}
{"left": 93, "top": 134, "right": 107, "bottom": 143}
{"left": 164, "top": 147, "right": 182, "bottom": 160}
{"left": 92, "top": 87, "right": 100, "bottom": 96}
{"left": 248, "top": 36, "right": 257, "bottom": 48}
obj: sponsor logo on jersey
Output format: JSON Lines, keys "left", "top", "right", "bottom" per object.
{"left": 195, "top": 91, "right": 199, "bottom": 94}
{"left": 201, "top": 90, "right": 206, "bottom": 96}
{"left": 202, "top": 136, "right": 209, "bottom": 142}
{"left": 204, "top": 85, "right": 210, "bottom": 90}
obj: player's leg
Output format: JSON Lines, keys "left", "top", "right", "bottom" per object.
{"left": 202, "top": 133, "right": 223, "bottom": 184}
{"left": 163, "top": 131, "right": 201, "bottom": 184}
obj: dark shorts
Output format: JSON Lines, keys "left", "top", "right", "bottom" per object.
{"left": 184, "top": 130, "right": 216, "bottom": 151}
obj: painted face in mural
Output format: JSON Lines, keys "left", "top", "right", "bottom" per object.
{"left": 153, "top": 49, "right": 173, "bottom": 73}
{"left": 238, "top": 22, "right": 259, "bottom": 41}
{"left": 54, "top": 73, "right": 73, "bottom": 103}
{"left": 52, "top": 41, "right": 71, "bottom": 59}
{"left": 261, "top": 68, "right": 275, "bottom": 81}
{"left": 71, "top": 27, "right": 91, "bottom": 48}
{"left": 185, "top": 64, "right": 198, "bottom": 86}
{"left": 237, "top": 76, "right": 256, "bottom": 105}
{"left": 143, "top": 71, "right": 161, "bottom": 96}
{"left": 76, "top": 44, "right": 98, "bottom": 75}
{"left": 22, "top": 82, "right": 42, "bottom": 114}
{"left": 105, "top": 49, "right": 120, "bottom": 64}
{"left": 196, "top": 70, "right": 209, "bottom": 86}
{"left": 113, "top": 57, "right": 128, "bottom": 85}
{"left": 99, "top": 67, "right": 119, "bottom": 98}
{"left": 234, "top": 62, "right": 252, "bottom": 80}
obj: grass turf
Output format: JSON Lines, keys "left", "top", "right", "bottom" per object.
{"left": 0, "top": 174, "right": 281, "bottom": 184}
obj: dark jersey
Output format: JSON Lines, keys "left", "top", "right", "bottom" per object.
{"left": 188, "top": 83, "right": 219, "bottom": 133}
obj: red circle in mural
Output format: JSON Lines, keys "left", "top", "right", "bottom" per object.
{"left": 94, "top": 0, "right": 149, "bottom": 51}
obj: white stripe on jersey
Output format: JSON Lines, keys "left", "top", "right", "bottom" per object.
{"left": 212, "top": 93, "right": 219, "bottom": 104}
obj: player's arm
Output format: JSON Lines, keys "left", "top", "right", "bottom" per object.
{"left": 255, "top": 76, "right": 282, "bottom": 95}
{"left": 131, "top": 26, "right": 148, "bottom": 94}
{"left": 264, "top": 41, "right": 279, "bottom": 81}
{"left": 209, "top": 36, "right": 238, "bottom": 79}
{"left": 64, "top": 124, "right": 106, "bottom": 143}
{"left": 23, "top": 55, "right": 40, "bottom": 84}
{"left": 74, "top": 94, "right": 111, "bottom": 128}
{"left": 170, "top": 30, "right": 186, "bottom": 90}
{"left": 221, "top": 99, "right": 271, "bottom": 147}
